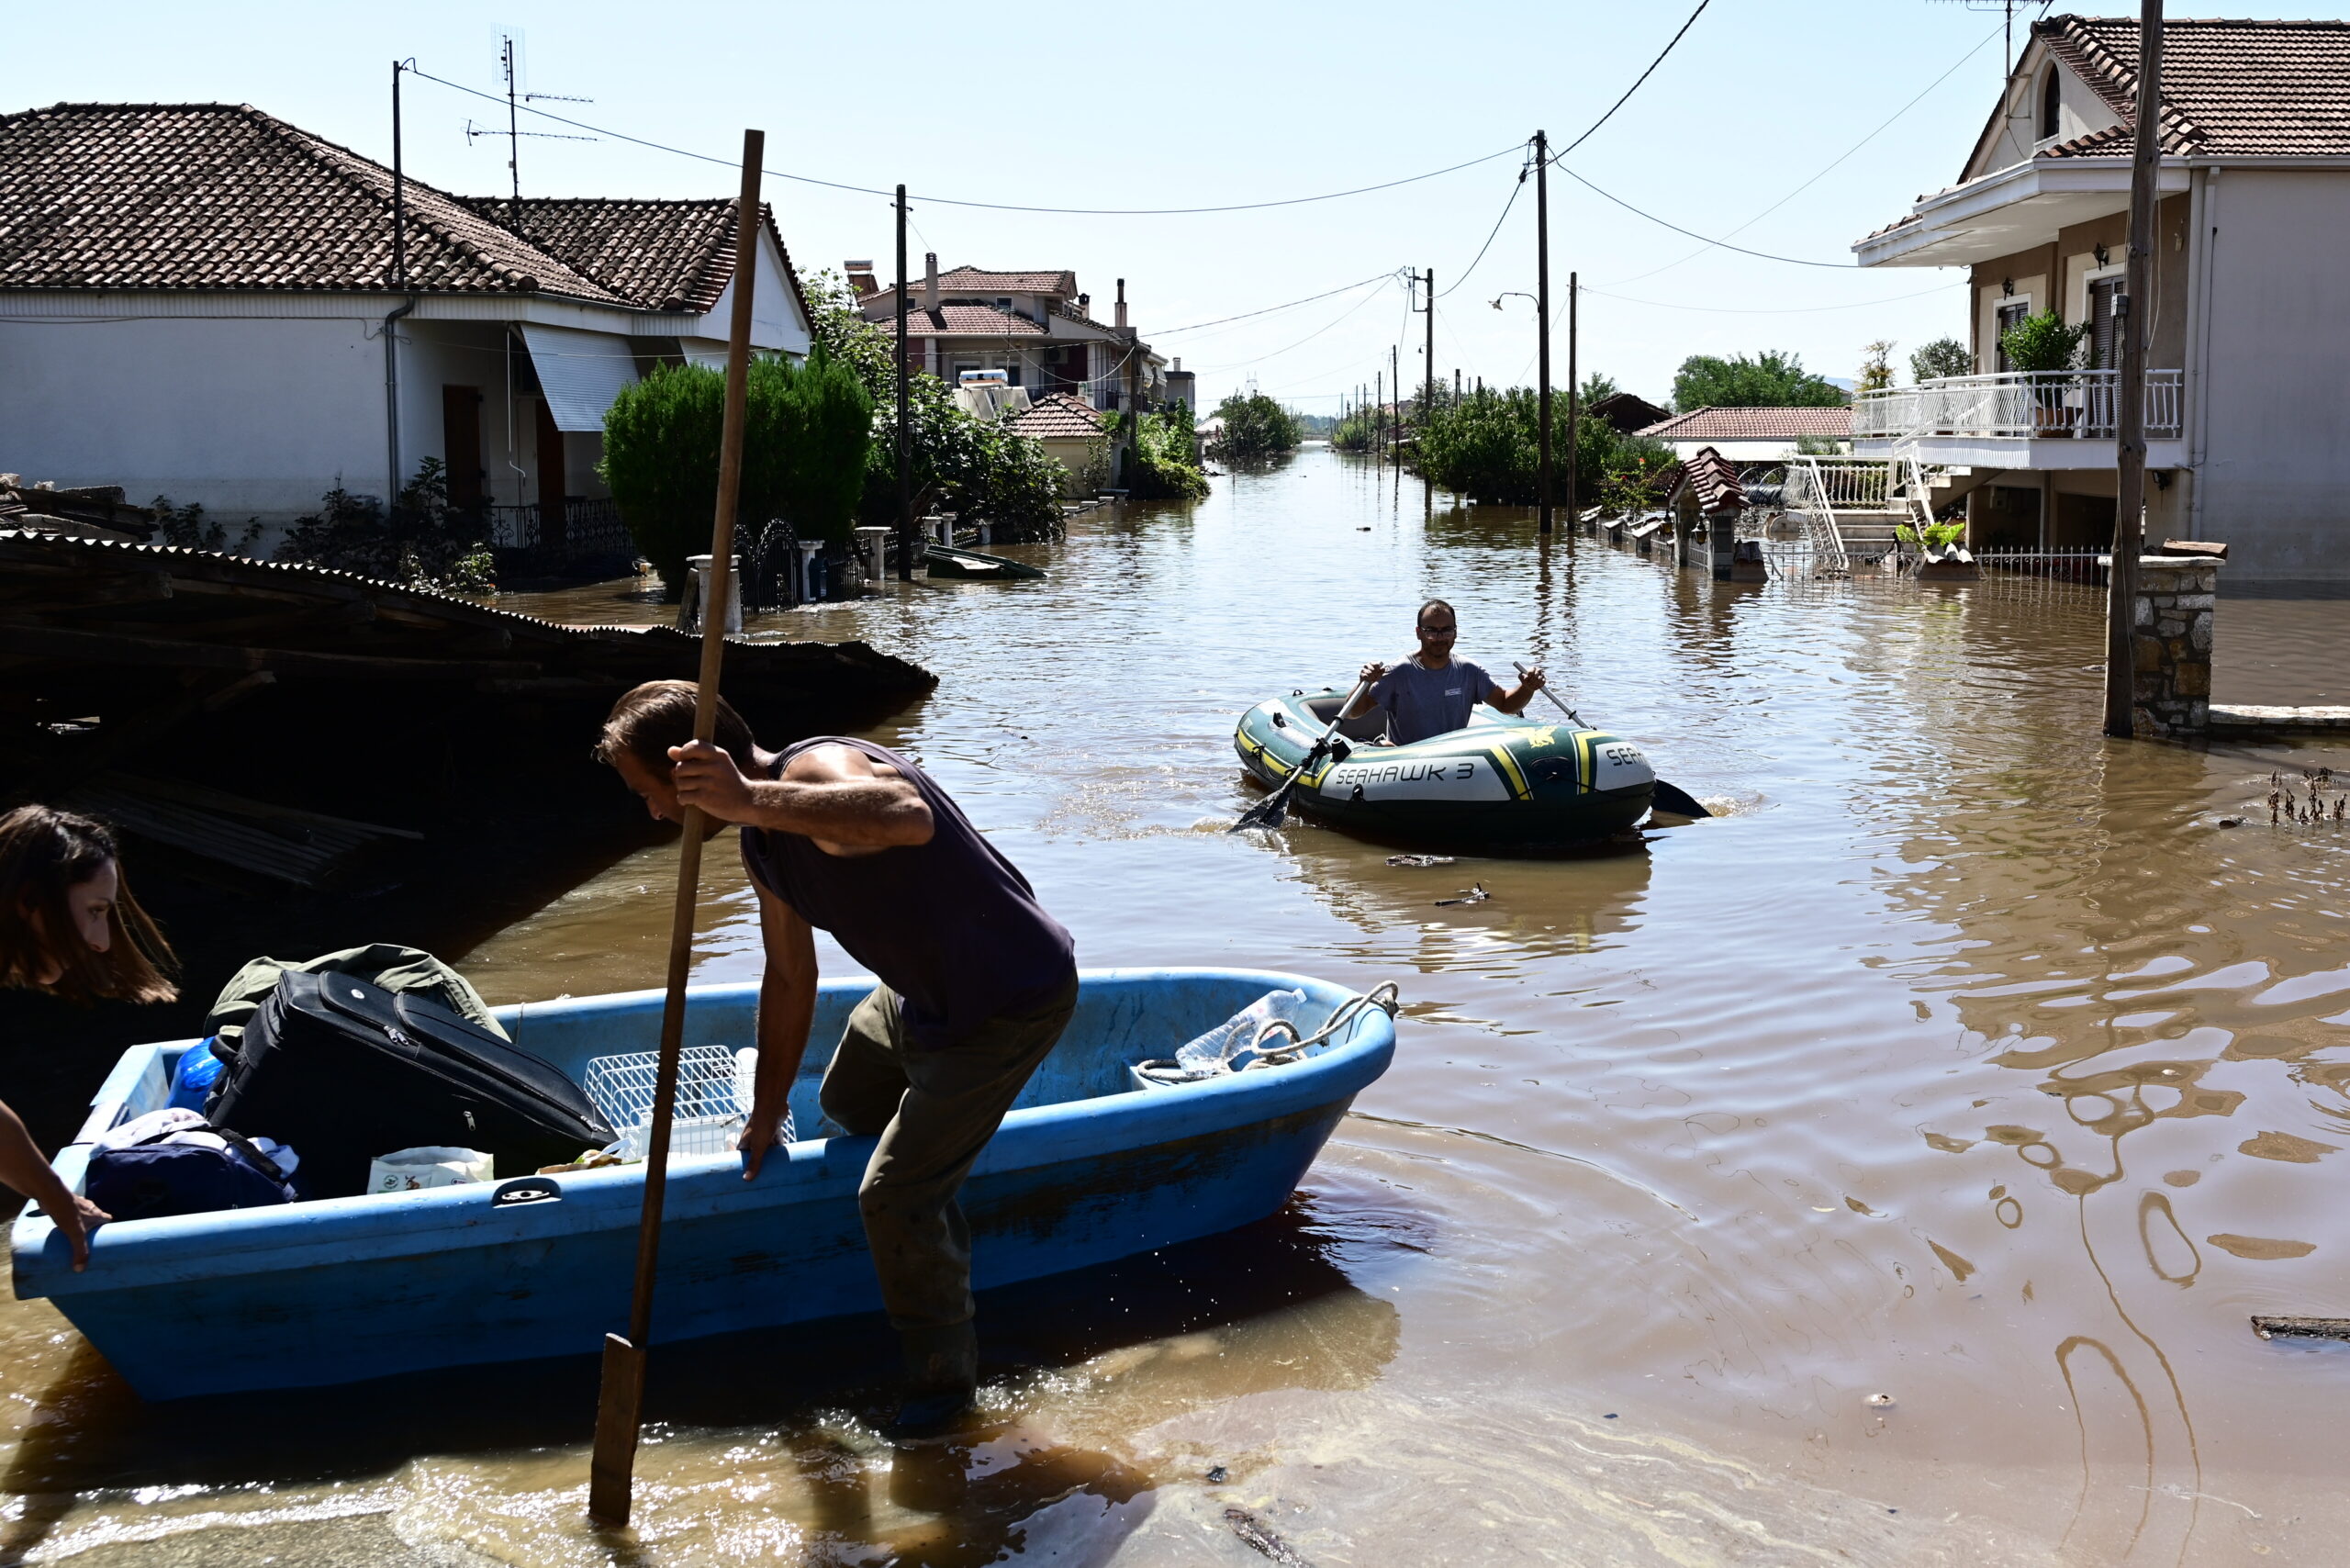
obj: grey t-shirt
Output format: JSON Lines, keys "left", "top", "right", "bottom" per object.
{"left": 1371, "top": 658, "right": 1496, "bottom": 745}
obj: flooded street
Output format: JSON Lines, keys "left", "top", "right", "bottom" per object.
{"left": 9, "top": 445, "right": 2350, "bottom": 1565}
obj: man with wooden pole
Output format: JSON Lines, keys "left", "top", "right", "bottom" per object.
{"left": 2105, "top": 0, "right": 2163, "bottom": 739}
{"left": 588, "top": 127, "right": 767, "bottom": 1529}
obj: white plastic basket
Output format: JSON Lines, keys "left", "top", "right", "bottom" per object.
{"left": 583, "top": 1046, "right": 791, "bottom": 1159}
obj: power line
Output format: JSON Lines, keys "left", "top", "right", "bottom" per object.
{"left": 406, "top": 67, "right": 1522, "bottom": 217}
{"left": 1553, "top": 0, "right": 1713, "bottom": 160}
{"left": 1157, "top": 272, "right": 1402, "bottom": 336}
{"left": 1187, "top": 277, "right": 1401, "bottom": 372}
{"left": 1553, "top": 162, "right": 1858, "bottom": 268}
{"left": 1595, "top": 20, "right": 2005, "bottom": 287}
{"left": 1437, "top": 151, "right": 1531, "bottom": 299}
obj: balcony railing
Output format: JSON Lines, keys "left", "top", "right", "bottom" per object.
{"left": 1854, "top": 370, "right": 2183, "bottom": 442}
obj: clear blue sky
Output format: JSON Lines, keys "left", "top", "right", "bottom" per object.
{"left": 21, "top": 2, "right": 2347, "bottom": 410}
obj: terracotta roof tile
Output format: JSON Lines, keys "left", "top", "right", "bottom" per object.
{"left": 0, "top": 103, "right": 619, "bottom": 300}
{"left": 889, "top": 304, "right": 1048, "bottom": 338}
{"left": 867, "top": 265, "right": 1077, "bottom": 308}
{"left": 1673, "top": 446, "right": 1747, "bottom": 512}
{"left": 0, "top": 103, "right": 809, "bottom": 321}
{"left": 1638, "top": 406, "right": 1852, "bottom": 440}
{"left": 463, "top": 196, "right": 810, "bottom": 319}
{"left": 1008, "top": 391, "right": 1104, "bottom": 439}
{"left": 2034, "top": 16, "right": 2350, "bottom": 159}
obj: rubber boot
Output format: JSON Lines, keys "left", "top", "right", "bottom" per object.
{"left": 888, "top": 1319, "right": 978, "bottom": 1441}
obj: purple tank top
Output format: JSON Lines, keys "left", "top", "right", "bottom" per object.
{"left": 740, "top": 737, "right": 1075, "bottom": 1050}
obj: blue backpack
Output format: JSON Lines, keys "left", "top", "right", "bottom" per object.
{"left": 85, "top": 1121, "right": 303, "bottom": 1221}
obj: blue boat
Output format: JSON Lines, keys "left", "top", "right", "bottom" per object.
{"left": 12, "top": 969, "right": 1396, "bottom": 1401}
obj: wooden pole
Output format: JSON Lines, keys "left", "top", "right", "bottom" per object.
{"left": 1535, "top": 130, "right": 1553, "bottom": 535}
{"left": 1424, "top": 268, "right": 1436, "bottom": 411}
{"left": 895, "top": 185, "right": 912, "bottom": 580}
{"left": 588, "top": 126, "right": 764, "bottom": 1530}
{"left": 1564, "top": 272, "right": 1579, "bottom": 527}
{"left": 2105, "top": 0, "right": 2162, "bottom": 739}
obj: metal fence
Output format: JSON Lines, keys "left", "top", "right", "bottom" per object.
{"left": 1753, "top": 541, "right": 2110, "bottom": 590}
{"left": 485, "top": 498, "right": 631, "bottom": 554}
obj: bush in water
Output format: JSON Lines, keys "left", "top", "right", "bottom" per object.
{"left": 1207, "top": 392, "right": 1302, "bottom": 461}
{"left": 1413, "top": 386, "right": 1674, "bottom": 510}
{"left": 599, "top": 344, "right": 874, "bottom": 597}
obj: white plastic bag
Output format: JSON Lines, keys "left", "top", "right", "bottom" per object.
{"left": 366, "top": 1146, "right": 492, "bottom": 1194}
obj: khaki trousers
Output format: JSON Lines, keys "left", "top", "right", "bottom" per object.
{"left": 819, "top": 973, "right": 1079, "bottom": 1335}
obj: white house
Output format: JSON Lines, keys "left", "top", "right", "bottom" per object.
{"left": 0, "top": 102, "right": 813, "bottom": 544}
{"left": 1852, "top": 16, "right": 2350, "bottom": 577}
{"left": 853, "top": 260, "right": 1165, "bottom": 410}
{"left": 1637, "top": 406, "right": 1852, "bottom": 464}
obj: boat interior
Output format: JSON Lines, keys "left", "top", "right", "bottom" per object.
{"left": 64, "top": 973, "right": 1385, "bottom": 1203}
{"left": 1298, "top": 693, "right": 1393, "bottom": 742}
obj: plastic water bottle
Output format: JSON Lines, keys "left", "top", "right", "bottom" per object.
{"left": 1173, "top": 990, "right": 1307, "bottom": 1078}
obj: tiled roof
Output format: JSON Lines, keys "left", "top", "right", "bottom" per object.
{"left": 867, "top": 266, "right": 1077, "bottom": 307}
{"left": 463, "top": 196, "right": 810, "bottom": 319}
{"left": 0, "top": 103, "right": 809, "bottom": 320}
{"left": 0, "top": 103, "right": 620, "bottom": 301}
{"left": 2034, "top": 15, "right": 2350, "bottom": 158}
{"left": 1673, "top": 446, "right": 1747, "bottom": 512}
{"left": 1586, "top": 390, "right": 1670, "bottom": 432}
{"left": 888, "top": 304, "right": 1048, "bottom": 338}
{"left": 1008, "top": 391, "right": 1104, "bottom": 439}
{"left": 1639, "top": 406, "right": 1852, "bottom": 440}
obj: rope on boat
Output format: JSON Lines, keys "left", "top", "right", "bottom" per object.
{"left": 1231, "top": 982, "right": 1402, "bottom": 1070}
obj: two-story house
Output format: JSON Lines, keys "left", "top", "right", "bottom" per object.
{"left": 1852, "top": 16, "right": 2350, "bottom": 580}
{"left": 852, "top": 259, "right": 1164, "bottom": 409}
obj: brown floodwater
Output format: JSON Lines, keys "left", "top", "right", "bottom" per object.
{"left": 8, "top": 447, "right": 2350, "bottom": 1565}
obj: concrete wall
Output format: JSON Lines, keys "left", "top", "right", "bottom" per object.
{"left": 2196, "top": 168, "right": 2350, "bottom": 580}
{"left": 0, "top": 313, "right": 387, "bottom": 528}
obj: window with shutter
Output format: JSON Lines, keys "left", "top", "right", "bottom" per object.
{"left": 2089, "top": 277, "right": 2126, "bottom": 370}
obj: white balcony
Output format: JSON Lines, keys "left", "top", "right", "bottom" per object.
{"left": 1852, "top": 370, "right": 2187, "bottom": 470}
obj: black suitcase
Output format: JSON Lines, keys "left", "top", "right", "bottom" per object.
{"left": 207, "top": 971, "right": 615, "bottom": 1197}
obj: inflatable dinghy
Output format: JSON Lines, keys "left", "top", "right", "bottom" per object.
{"left": 1234, "top": 688, "right": 1655, "bottom": 849}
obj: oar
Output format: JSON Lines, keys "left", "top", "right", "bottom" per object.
{"left": 1511, "top": 661, "right": 1712, "bottom": 820}
{"left": 1232, "top": 676, "right": 1371, "bottom": 832}
{"left": 588, "top": 127, "right": 764, "bottom": 1530}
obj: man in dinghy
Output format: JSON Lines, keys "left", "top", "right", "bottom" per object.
{"left": 594, "top": 681, "right": 1077, "bottom": 1438}
{"left": 1341, "top": 599, "right": 1548, "bottom": 745}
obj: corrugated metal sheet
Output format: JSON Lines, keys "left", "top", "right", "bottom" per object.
{"left": 520, "top": 323, "right": 640, "bottom": 432}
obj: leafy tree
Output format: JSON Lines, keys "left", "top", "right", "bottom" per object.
{"left": 799, "top": 270, "right": 1064, "bottom": 539}
{"left": 1857, "top": 340, "right": 1896, "bottom": 394}
{"left": 1330, "top": 411, "right": 1377, "bottom": 454}
{"left": 1209, "top": 392, "right": 1303, "bottom": 460}
{"left": 599, "top": 344, "right": 874, "bottom": 596}
{"left": 1578, "top": 372, "right": 1621, "bottom": 406}
{"left": 1909, "top": 337, "right": 1973, "bottom": 382}
{"left": 1671, "top": 351, "right": 1846, "bottom": 412}
{"left": 1413, "top": 385, "right": 1672, "bottom": 508}
{"left": 1104, "top": 403, "right": 1209, "bottom": 499}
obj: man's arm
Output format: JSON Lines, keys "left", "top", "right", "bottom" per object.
{"left": 1489, "top": 664, "right": 1546, "bottom": 715}
{"left": 1340, "top": 662, "right": 1390, "bottom": 720}
{"left": 740, "top": 879, "right": 817, "bottom": 1180}
{"left": 0, "top": 1099, "right": 104, "bottom": 1270}
{"left": 672, "top": 741, "right": 934, "bottom": 848}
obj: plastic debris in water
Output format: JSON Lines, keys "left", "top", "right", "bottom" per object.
{"left": 1387, "top": 854, "right": 1455, "bottom": 868}
{"left": 1205, "top": 1464, "right": 1229, "bottom": 1484}
{"left": 1435, "top": 882, "right": 1491, "bottom": 906}
{"left": 1865, "top": 1392, "right": 1896, "bottom": 1407}
{"left": 1225, "top": 1506, "right": 1312, "bottom": 1566}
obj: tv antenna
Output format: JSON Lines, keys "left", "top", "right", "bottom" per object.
{"left": 1929, "top": 0, "right": 2054, "bottom": 81}
{"left": 468, "top": 31, "right": 596, "bottom": 207}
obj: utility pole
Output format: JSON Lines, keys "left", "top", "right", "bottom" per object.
{"left": 1564, "top": 271, "right": 1579, "bottom": 526}
{"left": 504, "top": 36, "right": 521, "bottom": 205}
{"left": 2106, "top": 0, "right": 2163, "bottom": 738}
{"left": 895, "top": 185, "right": 912, "bottom": 582}
{"left": 1391, "top": 343, "right": 1399, "bottom": 443}
{"left": 1423, "top": 268, "right": 1436, "bottom": 411}
{"left": 1535, "top": 130, "right": 1553, "bottom": 535}
{"left": 1375, "top": 370, "right": 1382, "bottom": 469}
{"left": 391, "top": 62, "right": 407, "bottom": 290}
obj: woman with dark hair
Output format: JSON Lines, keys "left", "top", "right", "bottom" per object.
{"left": 0, "top": 805, "right": 180, "bottom": 1269}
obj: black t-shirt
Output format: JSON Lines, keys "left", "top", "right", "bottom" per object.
{"left": 740, "top": 737, "right": 1075, "bottom": 1049}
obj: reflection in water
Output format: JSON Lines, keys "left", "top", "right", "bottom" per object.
{"left": 10, "top": 449, "right": 2350, "bottom": 1561}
